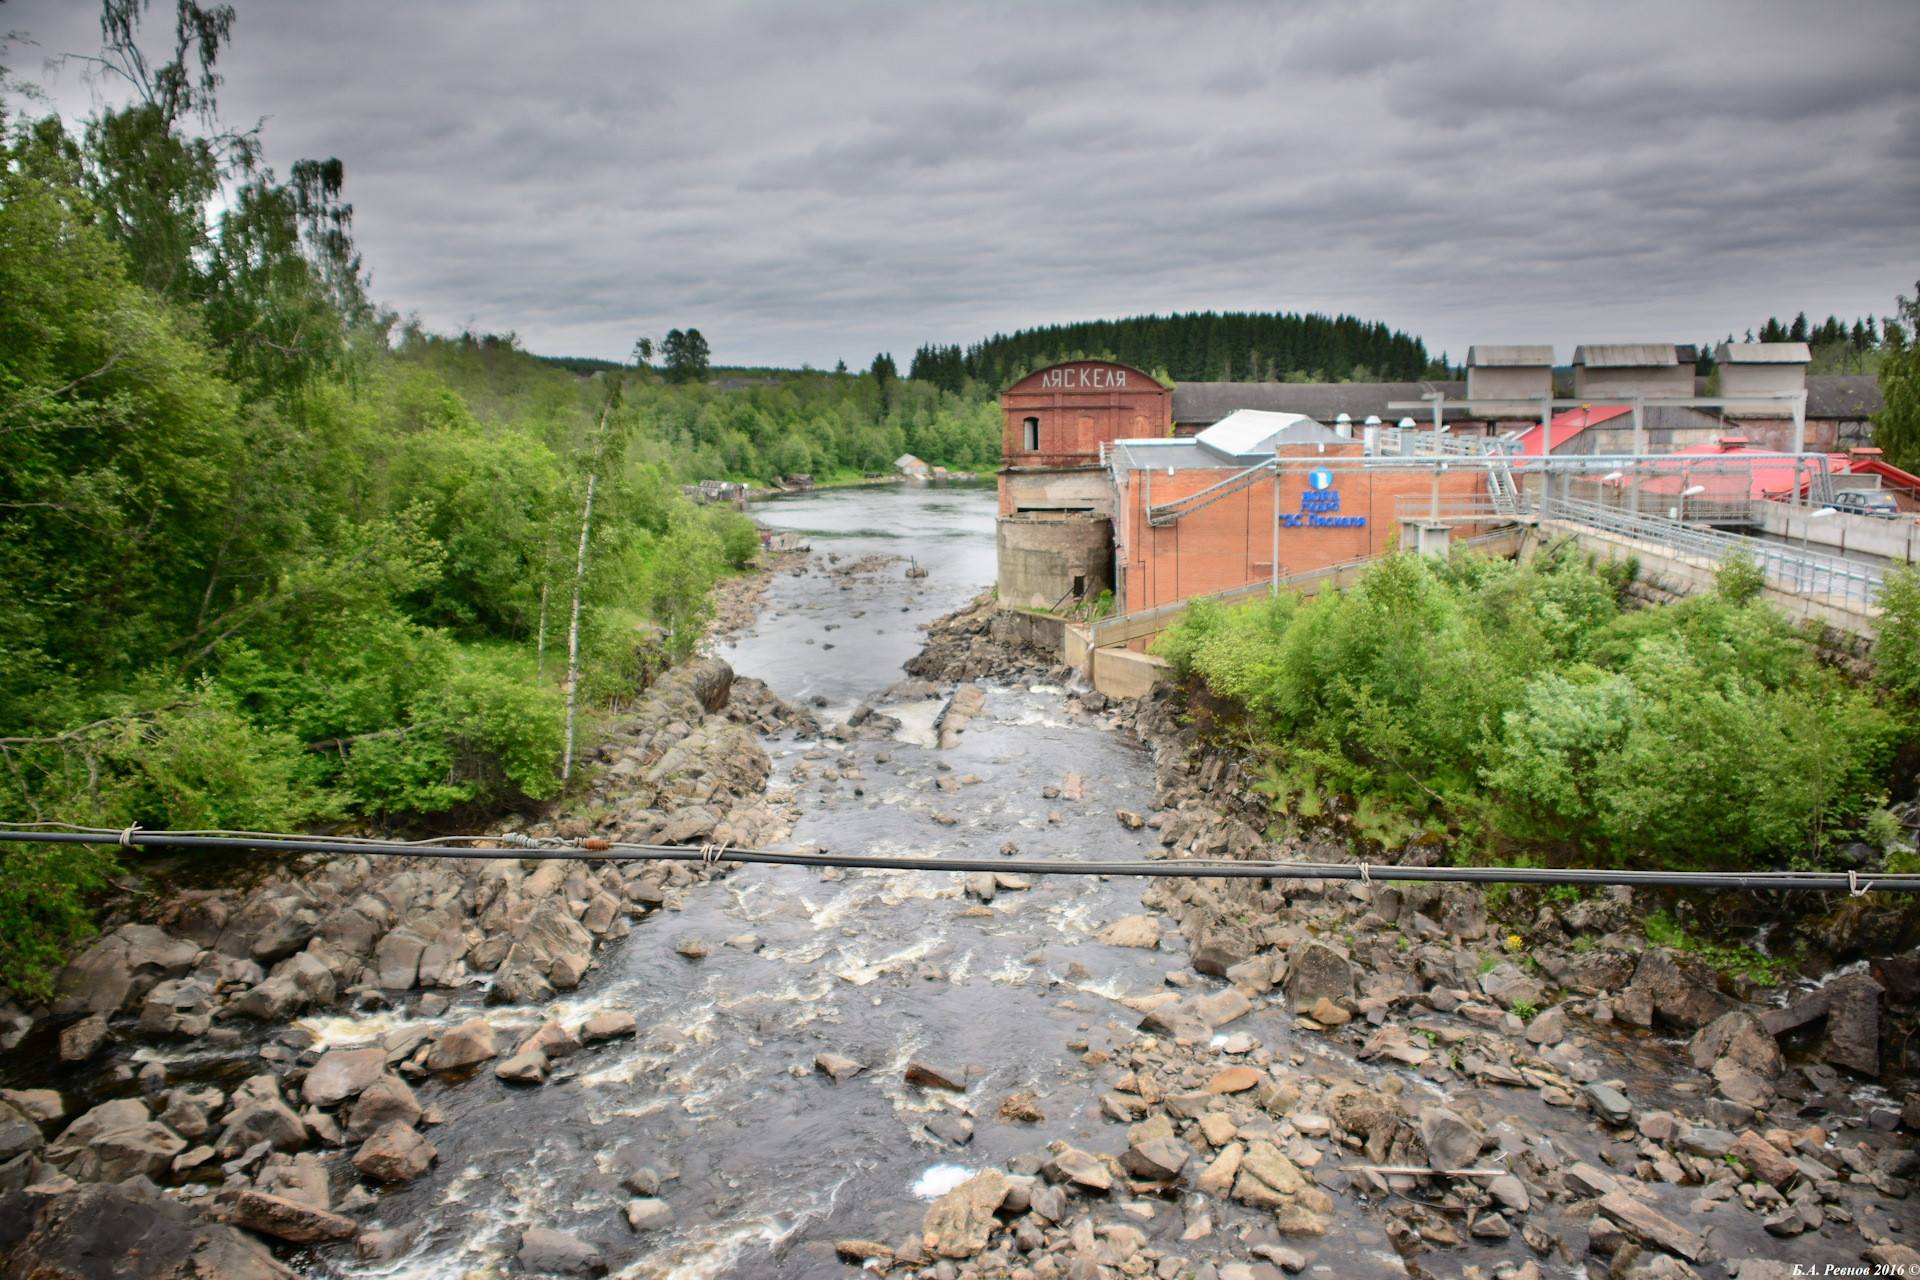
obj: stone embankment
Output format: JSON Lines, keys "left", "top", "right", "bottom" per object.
{"left": 874, "top": 596, "right": 1920, "bottom": 1280}
{"left": 0, "top": 656, "right": 812, "bottom": 1271}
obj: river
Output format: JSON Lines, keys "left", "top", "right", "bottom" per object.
{"left": 310, "top": 481, "right": 1193, "bottom": 1278}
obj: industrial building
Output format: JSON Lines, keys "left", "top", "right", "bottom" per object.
{"left": 994, "top": 344, "right": 1892, "bottom": 628}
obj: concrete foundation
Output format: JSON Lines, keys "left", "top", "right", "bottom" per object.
{"left": 1000, "top": 466, "right": 1115, "bottom": 517}
{"left": 997, "top": 513, "right": 1113, "bottom": 613}
{"left": 1092, "top": 647, "right": 1172, "bottom": 700}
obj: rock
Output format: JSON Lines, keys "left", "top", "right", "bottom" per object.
{"left": 1471, "top": 1212, "right": 1513, "bottom": 1239}
{"left": 1270, "top": 1203, "right": 1331, "bottom": 1237}
{"left": 50, "top": 924, "right": 200, "bottom": 1019}
{"left": 345, "top": 1075, "right": 421, "bottom": 1142}
{"left": 904, "top": 1059, "right": 967, "bottom": 1091}
{"left": 1191, "top": 926, "right": 1255, "bottom": 976}
{"left": 1594, "top": 1191, "right": 1705, "bottom": 1262}
{"left": 1043, "top": 1146, "right": 1112, "bottom": 1190}
{"left": 925, "top": 1113, "right": 974, "bottom": 1146}
{"left": 425, "top": 1017, "right": 496, "bottom": 1070}
{"left": 835, "top": 1239, "right": 893, "bottom": 1264}
{"left": 1028, "top": 1182, "right": 1066, "bottom": 1223}
{"left": 228, "top": 1190, "right": 357, "bottom": 1243}
{"left": 1207, "top": 1066, "right": 1263, "bottom": 1095}
{"left": 1438, "top": 885, "right": 1488, "bottom": 940}
{"left": 3, "top": 1181, "right": 296, "bottom": 1280}
{"left": 922, "top": 1167, "right": 1008, "bottom": 1258}
{"left": 624, "top": 1197, "right": 675, "bottom": 1231}
{"left": 353, "top": 1120, "right": 436, "bottom": 1182}
{"left": 1822, "top": 973, "right": 1884, "bottom": 1075}
{"left": 1730, "top": 1130, "right": 1798, "bottom": 1188}
{"left": 1489, "top": 1173, "right": 1530, "bottom": 1212}
{"left": 495, "top": 1050, "right": 548, "bottom": 1083}
{"left": 1688, "top": 1010, "right": 1783, "bottom": 1079}
{"left": 1198, "top": 1143, "right": 1243, "bottom": 1196}
{"left": 1283, "top": 942, "right": 1355, "bottom": 1012}
{"left": 676, "top": 936, "right": 710, "bottom": 959}
{"left": 519, "top": 1226, "right": 608, "bottom": 1275}
{"left": 1, "top": 1089, "right": 64, "bottom": 1125}
{"left": 1676, "top": 1128, "right": 1736, "bottom": 1159}
{"left": 1197, "top": 989, "right": 1252, "bottom": 1027}
{"left": 216, "top": 1098, "right": 306, "bottom": 1158}
{"left": 486, "top": 961, "right": 555, "bottom": 1007}
{"left": 815, "top": 1052, "right": 864, "bottom": 1083}
{"left": 1117, "top": 810, "right": 1146, "bottom": 829}
{"left": 302, "top": 1048, "right": 387, "bottom": 1107}
{"left": 1586, "top": 1083, "right": 1633, "bottom": 1126}
{"left": 1637, "top": 1111, "right": 1675, "bottom": 1143}
{"left": 514, "top": 1022, "right": 582, "bottom": 1061}
{"left": 55, "top": 1019, "right": 114, "bottom": 1077}
{"left": 1123, "top": 1137, "right": 1191, "bottom": 1181}
{"left": 136, "top": 978, "right": 215, "bottom": 1037}
{"left": 1097, "top": 916, "right": 1162, "bottom": 948}
{"left": 356, "top": 1226, "right": 415, "bottom": 1263}
{"left": 43, "top": 1097, "right": 189, "bottom": 1182}
{"left": 1307, "top": 997, "right": 1350, "bottom": 1026}
{"left": 1418, "top": 1106, "right": 1483, "bottom": 1171}
{"left": 964, "top": 872, "right": 996, "bottom": 901}
{"left": 1711, "top": 1059, "right": 1776, "bottom": 1110}
{"left": 1565, "top": 1163, "right": 1624, "bottom": 1198}
{"left": 1627, "top": 949, "right": 1732, "bottom": 1031}
{"left": 580, "top": 1011, "right": 637, "bottom": 1042}
{"left": 1525, "top": 1005, "right": 1568, "bottom": 1045}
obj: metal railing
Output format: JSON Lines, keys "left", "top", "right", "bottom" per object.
{"left": 1371, "top": 428, "right": 1518, "bottom": 459}
{"left": 1546, "top": 497, "right": 1883, "bottom": 609}
{"left": 1393, "top": 495, "right": 1533, "bottom": 525}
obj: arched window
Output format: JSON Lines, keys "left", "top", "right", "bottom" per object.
{"left": 1023, "top": 417, "right": 1040, "bottom": 451}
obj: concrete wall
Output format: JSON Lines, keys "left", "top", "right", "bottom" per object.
{"left": 1573, "top": 365, "right": 1694, "bottom": 400}
{"left": 1467, "top": 366, "right": 1552, "bottom": 401}
{"left": 1001, "top": 466, "right": 1115, "bottom": 517}
{"left": 1092, "top": 647, "right": 1171, "bottom": 701}
{"left": 1533, "top": 520, "right": 1879, "bottom": 639}
{"left": 1751, "top": 499, "right": 1920, "bottom": 562}
{"left": 997, "top": 513, "right": 1113, "bottom": 612}
{"left": 1721, "top": 362, "right": 1806, "bottom": 403}
{"left": 992, "top": 607, "right": 1069, "bottom": 655}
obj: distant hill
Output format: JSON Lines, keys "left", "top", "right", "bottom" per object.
{"left": 911, "top": 311, "right": 1437, "bottom": 393}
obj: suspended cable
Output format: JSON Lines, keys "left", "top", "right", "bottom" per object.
{"left": 0, "top": 825, "right": 1907, "bottom": 893}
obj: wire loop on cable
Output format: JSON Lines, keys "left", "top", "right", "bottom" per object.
{"left": 1851, "top": 869, "right": 1874, "bottom": 897}
{"left": 1359, "top": 861, "right": 1372, "bottom": 885}
{"left": 118, "top": 824, "right": 140, "bottom": 848}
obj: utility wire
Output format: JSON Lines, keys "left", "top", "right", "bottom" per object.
{"left": 0, "top": 824, "right": 1907, "bottom": 894}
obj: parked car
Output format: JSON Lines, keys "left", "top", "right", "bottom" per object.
{"left": 1832, "top": 490, "right": 1905, "bottom": 519}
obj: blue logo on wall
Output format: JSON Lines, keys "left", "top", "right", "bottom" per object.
{"left": 1286, "top": 467, "right": 1366, "bottom": 528}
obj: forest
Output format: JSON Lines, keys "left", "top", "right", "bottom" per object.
{"left": 910, "top": 310, "right": 1445, "bottom": 393}
{"left": 0, "top": 5, "right": 1000, "bottom": 991}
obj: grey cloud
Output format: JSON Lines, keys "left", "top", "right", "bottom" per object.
{"left": 8, "top": 0, "right": 1917, "bottom": 364}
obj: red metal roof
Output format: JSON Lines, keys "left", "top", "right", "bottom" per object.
{"left": 1510, "top": 404, "right": 1630, "bottom": 456}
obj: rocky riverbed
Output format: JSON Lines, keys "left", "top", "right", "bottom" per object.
{"left": 7, "top": 482, "right": 1920, "bottom": 1280}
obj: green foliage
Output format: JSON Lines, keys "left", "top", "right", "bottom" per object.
{"left": 661, "top": 328, "right": 710, "bottom": 384}
{"left": 1510, "top": 999, "right": 1538, "bottom": 1021}
{"left": 1876, "top": 564, "right": 1920, "bottom": 705}
{"left": 1155, "top": 547, "right": 1900, "bottom": 870}
{"left": 1714, "top": 548, "right": 1766, "bottom": 607}
{"left": 1873, "top": 285, "right": 1920, "bottom": 470}
{"left": 1644, "top": 909, "right": 1794, "bottom": 984}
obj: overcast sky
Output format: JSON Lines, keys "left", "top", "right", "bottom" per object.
{"left": 7, "top": 0, "right": 1917, "bottom": 369}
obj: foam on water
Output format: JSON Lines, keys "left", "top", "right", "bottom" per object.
{"left": 910, "top": 1163, "right": 976, "bottom": 1198}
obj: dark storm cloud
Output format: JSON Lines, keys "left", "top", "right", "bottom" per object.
{"left": 9, "top": 0, "right": 1917, "bottom": 365}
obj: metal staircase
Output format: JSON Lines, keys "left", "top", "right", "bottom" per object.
{"left": 1486, "top": 456, "right": 1523, "bottom": 517}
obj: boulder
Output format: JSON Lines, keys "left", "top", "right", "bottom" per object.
{"left": 352, "top": 1120, "right": 437, "bottom": 1182}
{"left": 1524, "top": 1006, "right": 1568, "bottom": 1046}
{"left": 624, "top": 1197, "right": 675, "bottom": 1231}
{"left": 250, "top": 908, "right": 321, "bottom": 964}
{"left": 425, "top": 1018, "right": 496, "bottom": 1071}
{"left": 904, "top": 1060, "right": 966, "bottom": 1091}
{"left": 1283, "top": 942, "right": 1355, "bottom": 1013}
{"left": 1627, "top": 949, "right": 1732, "bottom": 1031}
{"left": 1122, "top": 1137, "right": 1190, "bottom": 1181}
{"left": 2, "top": 1181, "right": 296, "bottom": 1280}
{"left": 1594, "top": 1191, "right": 1705, "bottom": 1261}
{"left": 374, "top": 930, "right": 427, "bottom": 990}
{"left": 1438, "top": 886, "right": 1488, "bottom": 940}
{"left": 302, "top": 1048, "right": 387, "bottom": 1108}
{"left": 1097, "top": 916, "right": 1162, "bottom": 949}
{"left": 227, "top": 1190, "right": 356, "bottom": 1243}
{"left": 514, "top": 1021, "right": 582, "bottom": 1061}
{"left": 1821, "top": 973, "right": 1884, "bottom": 1075}
{"left": 1687, "top": 1011, "right": 1783, "bottom": 1079}
{"left": 59, "top": 1013, "right": 110, "bottom": 1063}
{"left": 1712, "top": 1059, "right": 1777, "bottom": 1110}
{"left": 580, "top": 1011, "right": 638, "bottom": 1042}
{"left": 50, "top": 924, "right": 200, "bottom": 1020}
{"left": 486, "top": 961, "right": 555, "bottom": 1007}
{"left": 518, "top": 1227, "right": 608, "bottom": 1276}
{"left": 135, "top": 978, "right": 215, "bottom": 1037}
{"left": 1191, "top": 926, "right": 1255, "bottom": 976}
{"left": 815, "top": 1053, "right": 864, "bottom": 1083}
{"left": 1730, "top": 1130, "right": 1798, "bottom": 1188}
{"left": 1418, "top": 1106, "right": 1483, "bottom": 1171}
{"left": 495, "top": 1050, "right": 548, "bottom": 1083}
{"left": 921, "top": 1167, "right": 1009, "bottom": 1259}
{"left": 216, "top": 1098, "right": 306, "bottom": 1158}
{"left": 345, "top": 1076, "right": 421, "bottom": 1143}
{"left": 44, "top": 1099, "right": 187, "bottom": 1183}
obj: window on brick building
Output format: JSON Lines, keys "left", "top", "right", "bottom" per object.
{"left": 1023, "top": 417, "right": 1039, "bottom": 451}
